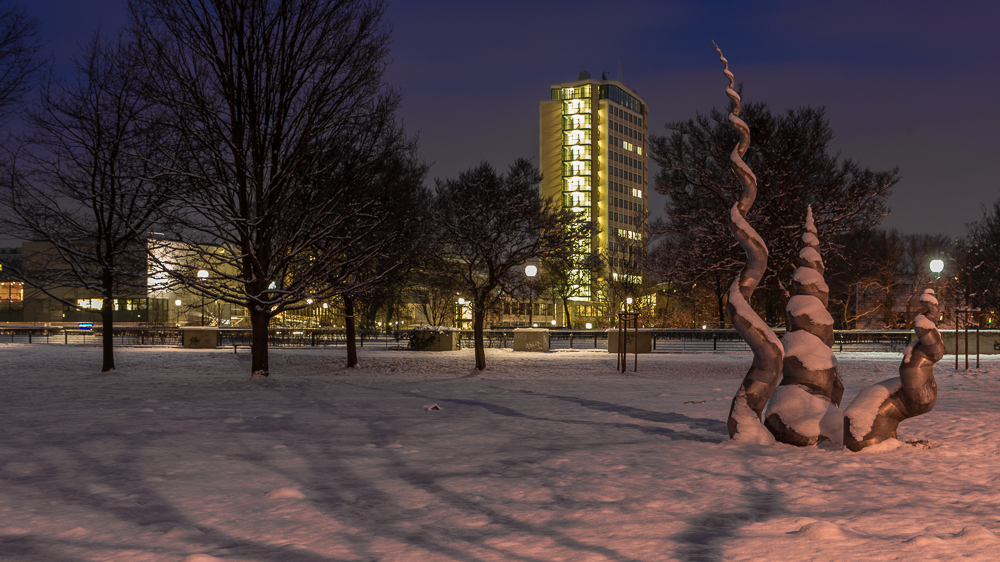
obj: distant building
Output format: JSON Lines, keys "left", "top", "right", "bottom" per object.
{"left": 0, "top": 247, "right": 23, "bottom": 322}
{"left": 539, "top": 71, "right": 649, "bottom": 322}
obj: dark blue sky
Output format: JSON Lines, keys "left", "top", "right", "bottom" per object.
{"left": 25, "top": 0, "right": 1000, "bottom": 239}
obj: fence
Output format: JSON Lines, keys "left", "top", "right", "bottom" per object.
{"left": 0, "top": 326, "right": 937, "bottom": 354}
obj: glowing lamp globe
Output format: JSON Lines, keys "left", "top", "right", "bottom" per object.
{"left": 525, "top": 265, "right": 537, "bottom": 277}
{"left": 930, "top": 259, "right": 944, "bottom": 274}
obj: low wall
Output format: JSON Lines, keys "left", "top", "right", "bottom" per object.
{"left": 940, "top": 329, "right": 1000, "bottom": 355}
{"left": 607, "top": 329, "right": 653, "bottom": 354}
{"left": 513, "top": 328, "right": 549, "bottom": 351}
{"left": 411, "top": 330, "right": 459, "bottom": 351}
{"left": 180, "top": 327, "right": 218, "bottom": 348}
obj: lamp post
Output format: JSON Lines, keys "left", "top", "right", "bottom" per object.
{"left": 196, "top": 270, "right": 208, "bottom": 326}
{"left": 525, "top": 265, "right": 537, "bottom": 327}
{"left": 626, "top": 297, "right": 633, "bottom": 313}
{"left": 457, "top": 297, "right": 465, "bottom": 329}
{"left": 174, "top": 299, "right": 182, "bottom": 326}
{"left": 930, "top": 259, "right": 944, "bottom": 296}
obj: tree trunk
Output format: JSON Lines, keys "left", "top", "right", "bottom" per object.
{"left": 101, "top": 290, "right": 115, "bottom": 373}
{"left": 716, "top": 287, "right": 726, "bottom": 325}
{"left": 345, "top": 295, "right": 358, "bottom": 368}
{"left": 473, "top": 305, "right": 486, "bottom": 370}
{"left": 250, "top": 307, "right": 270, "bottom": 379}
{"left": 562, "top": 297, "right": 571, "bottom": 329}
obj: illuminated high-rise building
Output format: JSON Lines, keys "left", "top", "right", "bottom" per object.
{"left": 539, "top": 71, "right": 648, "bottom": 311}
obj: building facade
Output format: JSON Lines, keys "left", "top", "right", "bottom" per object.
{"left": 539, "top": 71, "right": 649, "bottom": 320}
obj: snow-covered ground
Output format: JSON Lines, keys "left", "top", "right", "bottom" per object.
{"left": 1, "top": 344, "right": 998, "bottom": 561}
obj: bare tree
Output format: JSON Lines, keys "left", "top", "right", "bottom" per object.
{"left": 541, "top": 242, "right": 602, "bottom": 328}
{"left": 0, "top": 1, "right": 43, "bottom": 126}
{"left": 601, "top": 206, "right": 651, "bottom": 324}
{"left": 333, "top": 151, "right": 428, "bottom": 368}
{"left": 431, "top": 159, "right": 591, "bottom": 370}
{"left": 408, "top": 267, "right": 460, "bottom": 328}
{"left": 0, "top": 33, "right": 163, "bottom": 373}
{"left": 130, "top": 0, "right": 416, "bottom": 378}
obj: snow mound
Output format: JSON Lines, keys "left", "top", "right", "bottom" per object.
{"left": 844, "top": 378, "right": 901, "bottom": 441}
{"left": 802, "top": 232, "right": 819, "bottom": 246}
{"left": 424, "top": 403, "right": 441, "bottom": 411}
{"left": 182, "top": 556, "right": 224, "bottom": 562}
{"left": 163, "top": 525, "right": 205, "bottom": 538}
{"left": 786, "top": 295, "right": 833, "bottom": 326}
{"left": 781, "top": 331, "right": 837, "bottom": 370}
{"left": 766, "top": 385, "right": 840, "bottom": 441}
{"left": 730, "top": 394, "right": 775, "bottom": 445}
{"left": 790, "top": 520, "right": 848, "bottom": 540}
{"left": 904, "top": 534, "right": 947, "bottom": 545}
{"left": 920, "top": 292, "right": 939, "bottom": 305}
{"left": 955, "top": 525, "right": 999, "bottom": 542}
{"left": 265, "top": 487, "right": 305, "bottom": 499}
{"left": 857, "top": 438, "right": 903, "bottom": 453}
{"left": 792, "top": 267, "right": 829, "bottom": 292}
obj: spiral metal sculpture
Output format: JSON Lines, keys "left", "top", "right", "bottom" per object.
{"left": 713, "top": 42, "right": 784, "bottom": 441}
{"left": 764, "top": 207, "right": 845, "bottom": 446}
{"left": 844, "top": 289, "right": 943, "bottom": 451}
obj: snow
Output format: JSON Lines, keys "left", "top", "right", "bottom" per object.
{"left": 801, "top": 232, "right": 819, "bottom": 246}
{"left": 786, "top": 295, "right": 834, "bottom": 327}
{"left": 729, "top": 277, "right": 784, "bottom": 351}
{"left": 3, "top": 344, "right": 1000, "bottom": 560}
{"left": 844, "top": 377, "right": 902, "bottom": 441}
{"left": 765, "top": 384, "right": 841, "bottom": 443}
{"left": 799, "top": 246, "right": 822, "bottom": 265}
{"left": 730, "top": 391, "right": 776, "bottom": 445}
{"left": 793, "top": 267, "right": 830, "bottom": 293}
{"left": 915, "top": 314, "right": 936, "bottom": 330}
{"left": 781, "top": 330, "right": 838, "bottom": 370}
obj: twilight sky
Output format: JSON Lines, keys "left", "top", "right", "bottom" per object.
{"left": 24, "top": 0, "right": 1000, "bottom": 239}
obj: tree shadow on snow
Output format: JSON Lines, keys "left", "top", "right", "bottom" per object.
{"left": 669, "top": 459, "right": 787, "bottom": 562}
{"left": 0, "top": 393, "right": 378, "bottom": 562}
{"left": 269, "top": 403, "right": 650, "bottom": 562}
{"left": 516, "top": 390, "right": 730, "bottom": 437}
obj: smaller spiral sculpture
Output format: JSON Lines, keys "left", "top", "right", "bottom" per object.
{"left": 844, "top": 289, "right": 943, "bottom": 451}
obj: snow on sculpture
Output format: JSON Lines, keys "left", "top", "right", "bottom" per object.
{"left": 712, "top": 42, "right": 784, "bottom": 443}
{"left": 843, "top": 289, "right": 943, "bottom": 451}
{"left": 764, "top": 207, "right": 845, "bottom": 446}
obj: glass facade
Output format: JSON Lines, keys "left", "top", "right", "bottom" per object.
{"left": 555, "top": 86, "right": 599, "bottom": 298}
{"left": 544, "top": 78, "right": 648, "bottom": 309}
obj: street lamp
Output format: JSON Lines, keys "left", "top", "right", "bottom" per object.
{"left": 457, "top": 297, "right": 465, "bottom": 329}
{"left": 930, "top": 259, "right": 944, "bottom": 294}
{"left": 525, "top": 265, "right": 537, "bottom": 327}
{"left": 174, "top": 299, "right": 182, "bottom": 326}
{"left": 196, "top": 270, "right": 208, "bottom": 326}
{"left": 626, "top": 297, "right": 633, "bottom": 312}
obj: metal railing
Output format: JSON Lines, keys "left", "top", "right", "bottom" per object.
{"left": 0, "top": 326, "right": 926, "bottom": 354}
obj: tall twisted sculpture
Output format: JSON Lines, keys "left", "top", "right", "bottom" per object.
{"left": 844, "top": 289, "right": 943, "bottom": 451}
{"left": 764, "top": 207, "right": 845, "bottom": 445}
{"left": 713, "top": 42, "right": 784, "bottom": 442}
